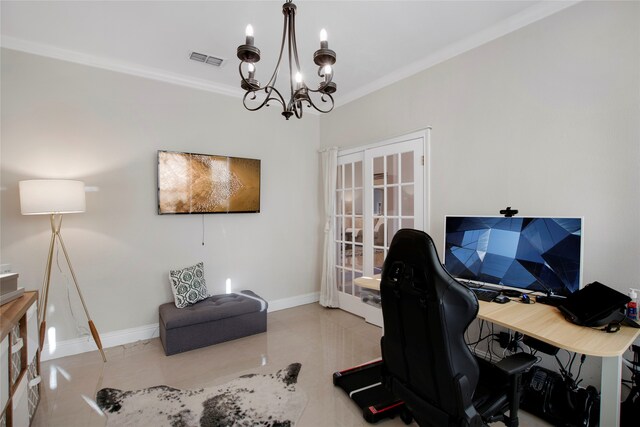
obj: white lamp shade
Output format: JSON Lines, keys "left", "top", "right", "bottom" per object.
{"left": 19, "top": 180, "right": 86, "bottom": 215}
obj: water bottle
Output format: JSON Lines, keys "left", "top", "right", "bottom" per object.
{"left": 627, "top": 288, "right": 639, "bottom": 321}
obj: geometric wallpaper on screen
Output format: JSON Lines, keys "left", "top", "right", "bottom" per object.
{"left": 444, "top": 217, "right": 582, "bottom": 295}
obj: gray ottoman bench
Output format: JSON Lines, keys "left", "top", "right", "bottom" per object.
{"left": 159, "top": 290, "right": 267, "bottom": 356}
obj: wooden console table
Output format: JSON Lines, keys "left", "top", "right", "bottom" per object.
{"left": 1, "top": 291, "right": 41, "bottom": 426}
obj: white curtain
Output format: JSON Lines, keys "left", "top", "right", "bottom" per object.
{"left": 319, "top": 147, "right": 339, "bottom": 307}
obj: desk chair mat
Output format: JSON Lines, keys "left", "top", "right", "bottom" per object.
{"left": 333, "top": 360, "right": 407, "bottom": 424}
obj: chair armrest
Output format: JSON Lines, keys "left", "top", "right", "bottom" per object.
{"left": 494, "top": 353, "right": 537, "bottom": 376}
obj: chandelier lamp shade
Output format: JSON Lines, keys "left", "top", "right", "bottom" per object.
{"left": 237, "top": 0, "right": 337, "bottom": 120}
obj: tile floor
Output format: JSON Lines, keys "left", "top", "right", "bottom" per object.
{"left": 32, "top": 303, "right": 550, "bottom": 426}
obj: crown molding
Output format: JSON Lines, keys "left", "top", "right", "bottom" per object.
{"left": 1, "top": 36, "right": 244, "bottom": 98}
{"left": 335, "top": 1, "right": 581, "bottom": 107}
{"left": 2, "top": 1, "right": 580, "bottom": 110}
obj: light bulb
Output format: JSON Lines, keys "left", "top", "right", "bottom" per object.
{"left": 248, "top": 63, "right": 255, "bottom": 72}
{"left": 295, "top": 72, "right": 303, "bottom": 83}
{"left": 244, "top": 25, "right": 255, "bottom": 46}
{"left": 320, "top": 28, "right": 327, "bottom": 42}
{"left": 323, "top": 65, "right": 332, "bottom": 75}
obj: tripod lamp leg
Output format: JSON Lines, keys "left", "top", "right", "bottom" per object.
{"left": 57, "top": 228, "right": 107, "bottom": 362}
{"left": 88, "top": 320, "right": 106, "bottom": 362}
{"left": 38, "top": 215, "right": 57, "bottom": 348}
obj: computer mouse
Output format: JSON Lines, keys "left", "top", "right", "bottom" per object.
{"left": 493, "top": 295, "right": 510, "bottom": 304}
{"left": 520, "top": 294, "right": 531, "bottom": 304}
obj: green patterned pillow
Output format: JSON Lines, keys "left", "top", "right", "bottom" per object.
{"left": 169, "top": 262, "right": 209, "bottom": 308}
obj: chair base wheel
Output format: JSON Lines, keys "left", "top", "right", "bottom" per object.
{"left": 400, "top": 409, "right": 413, "bottom": 424}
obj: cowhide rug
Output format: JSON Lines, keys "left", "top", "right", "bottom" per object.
{"left": 96, "top": 363, "right": 306, "bottom": 427}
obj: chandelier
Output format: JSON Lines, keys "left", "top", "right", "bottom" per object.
{"left": 237, "top": 0, "right": 337, "bottom": 120}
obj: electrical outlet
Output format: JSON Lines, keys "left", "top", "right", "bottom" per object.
{"left": 0, "top": 264, "right": 11, "bottom": 274}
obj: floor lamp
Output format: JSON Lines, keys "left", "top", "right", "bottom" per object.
{"left": 19, "top": 179, "right": 106, "bottom": 362}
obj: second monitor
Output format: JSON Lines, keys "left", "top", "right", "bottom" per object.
{"left": 443, "top": 216, "right": 583, "bottom": 296}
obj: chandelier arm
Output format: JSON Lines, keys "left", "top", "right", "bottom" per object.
{"left": 239, "top": 62, "right": 247, "bottom": 80}
{"left": 243, "top": 85, "right": 295, "bottom": 116}
{"left": 239, "top": 61, "right": 283, "bottom": 105}
{"left": 290, "top": 8, "right": 303, "bottom": 75}
{"left": 317, "top": 66, "right": 334, "bottom": 84}
{"left": 263, "top": 10, "right": 290, "bottom": 89}
{"left": 242, "top": 86, "right": 288, "bottom": 112}
{"left": 303, "top": 91, "right": 335, "bottom": 114}
{"left": 286, "top": 8, "right": 295, "bottom": 99}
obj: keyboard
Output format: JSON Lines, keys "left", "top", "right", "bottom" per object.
{"left": 469, "top": 287, "right": 501, "bottom": 302}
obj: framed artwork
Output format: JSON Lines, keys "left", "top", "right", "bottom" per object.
{"left": 157, "top": 150, "right": 261, "bottom": 214}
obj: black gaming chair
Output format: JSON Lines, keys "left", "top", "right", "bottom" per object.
{"left": 380, "top": 229, "right": 537, "bottom": 427}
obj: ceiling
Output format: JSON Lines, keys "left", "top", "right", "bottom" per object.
{"left": 1, "top": 1, "right": 578, "bottom": 108}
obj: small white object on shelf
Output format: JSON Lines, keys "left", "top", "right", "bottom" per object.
{"left": 1, "top": 273, "right": 23, "bottom": 306}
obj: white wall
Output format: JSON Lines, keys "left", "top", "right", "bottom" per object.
{"left": 321, "top": 1, "right": 640, "bottom": 292}
{"left": 1, "top": 48, "right": 321, "bottom": 343}
{"left": 320, "top": 1, "right": 640, "bottom": 387}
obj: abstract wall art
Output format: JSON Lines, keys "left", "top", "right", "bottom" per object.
{"left": 158, "top": 151, "right": 261, "bottom": 214}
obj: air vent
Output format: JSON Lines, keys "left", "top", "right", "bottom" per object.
{"left": 205, "top": 56, "right": 224, "bottom": 66}
{"left": 189, "top": 51, "right": 225, "bottom": 67}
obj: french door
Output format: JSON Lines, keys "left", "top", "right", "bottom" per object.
{"left": 335, "top": 132, "right": 427, "bottom": 325}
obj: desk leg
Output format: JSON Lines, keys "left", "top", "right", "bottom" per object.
{"left": 600, "top": 356, "right": 621, "bottom": 427}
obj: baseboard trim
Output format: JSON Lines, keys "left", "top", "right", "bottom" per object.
{"left": 40, "top": 292, "right": 320, "bottom": 361}
{"left": 41, "top": 323, "right": 160, "bottom": 361}
{"left": 267, "top": 292, "right": 319, "bottom": 313}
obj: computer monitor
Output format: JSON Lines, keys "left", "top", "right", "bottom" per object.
{"left": 443, "top": 216, "right": 583, "bottom": 296}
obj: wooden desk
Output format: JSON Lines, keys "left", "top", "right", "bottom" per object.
{"left": 355, "top": 275, "right": 381, "bottom": 291}
{"left": 353, "top": 275, "right": 640, "bottom": 426}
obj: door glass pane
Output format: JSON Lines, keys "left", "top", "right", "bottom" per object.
{"left": 344, "top": 273, "right": 352, "bottom": 295}
{"left": 336, "top": 190, "right": 343, "bottom": 215}
{"left": 402, "top": 218, "right": 414, "bottom": 229}
{"left": 373, "top": 189, "right": 383, "bottom": 215}
{"left": 345, "top": 189, "right": 353, "bottom": 214}
{"left": 345, "top": 271, "right": 355, "bottom": 296}
{"left": 346, "top": 243, "right": 354, "bottom": 266}
{"left": 345, "top": 163, "right": 353, "bottom": 189}
{"left": 344, "top": 217, "right": 353, "bottom": 242}
{"left": 353, "top": 216, "right": 363, "bottom": 242}
{"left": 373, "top": 217, "right": 385, "bottom": 247}
{"left": 354, "top": 189, "right": 363, "bottom": 215}
{"left": 387, "top": 217, "right": 399, "bottom": 245}
{"left": 336, "top": 216, "right": 343, "bottom": 240}
{"left": 373, "top": 157, "right": 384, "bottom": 184}
{"left": 354, "top": 243, "right": 363, "bottom": 270}
{"left": 336, "top": 267, "right": 343, "bottom": 292}
{"left": 337, "top": 165, "right": 343, "bottom": 189}
{"left": 387, "top": 154, "right": 398, "bottom": 185}
{"left": 401, "top": 152, "right": 414, "bottom": 183}
{"left": 374, "top": 248, "right": 385, "bottom": 273}
{"left": 354, "top": 161, "right": 363, "bottom": 187}
{"left": 401, "top": 185, "right": 414, "bottom": 216}
{"left": 387, "top": 186, "right": 398, "bottom": 216}
{"left": 354, "top": 284, "right": 362, "bottom": 298}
